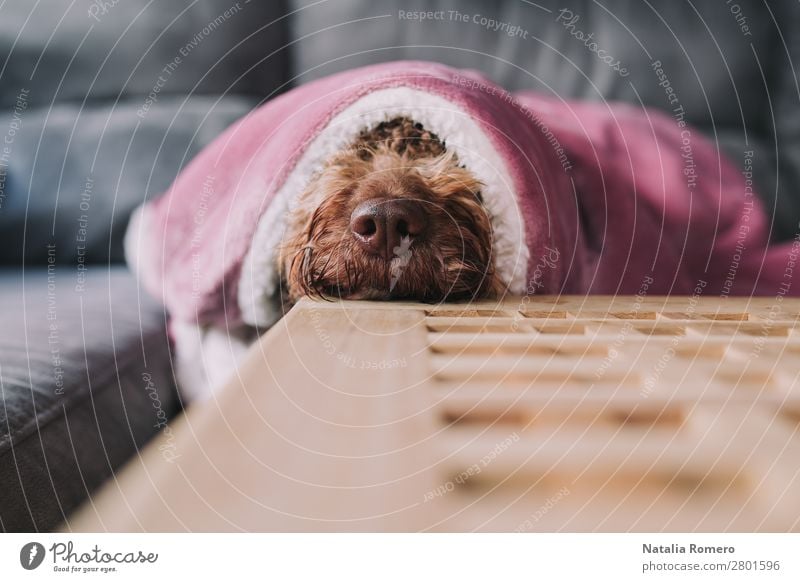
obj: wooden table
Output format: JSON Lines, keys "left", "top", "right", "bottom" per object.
{"left": 68, "top": 296, "right": 800, "bottom": 531}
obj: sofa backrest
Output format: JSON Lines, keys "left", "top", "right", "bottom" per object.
{"left": 0, "top": 0, "right": 290, "bottom": 265}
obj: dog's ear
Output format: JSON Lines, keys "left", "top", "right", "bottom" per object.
{"left": 420, "top": 155, "right": 502, "bottom": 300}
{"left": 416, "top": 152, "right": 483, "bottom": 200}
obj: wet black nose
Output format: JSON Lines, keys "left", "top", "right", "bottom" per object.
{"left": 350, "top": 199, "right": 428, "bottom": 260}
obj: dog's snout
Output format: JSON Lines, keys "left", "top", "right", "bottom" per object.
{"left": 350, "top": 199, "right": 428, "bottom": 260}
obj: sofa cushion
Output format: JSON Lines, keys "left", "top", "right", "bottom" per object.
{"left": 0, "top": 266, "right": 179, "bottom": 532}
{"left": 0, "top": 96, "right": 256, "bottom": 265}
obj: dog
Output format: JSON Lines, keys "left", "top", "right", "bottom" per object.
{"left": 279, "top": 117, "right": 504, "bottom": 305}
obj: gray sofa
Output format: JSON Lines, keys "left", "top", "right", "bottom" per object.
{"left": 0, "top": 0, "right": 290, "bottom": 531}
{"left": 1, "top": 0, "right": 798, "bottom": 531}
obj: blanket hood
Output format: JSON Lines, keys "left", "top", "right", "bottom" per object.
{"left": 126, "top": 61, "right": 581, "bottom": 327}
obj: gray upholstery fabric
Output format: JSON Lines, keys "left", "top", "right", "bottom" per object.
{"left": 0, "top": 0, "right": 290, "bottom": 265}
{"left": 0, "top": 266, "right": 179, "bottom": 532}
{"left": 0, "top": 0, "right": 288, "bottom": 109}
{"left": 290, "top": 0, "right": 800, "bottom": 241}
{"left": 0, "top": 96, "right": 255, "bottom": 265}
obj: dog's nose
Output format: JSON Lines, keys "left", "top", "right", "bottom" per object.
{"left": 350, "top": 199, "right": 428, "bottom": 260}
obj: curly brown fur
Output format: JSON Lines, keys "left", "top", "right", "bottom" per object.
{"left": 279, "top": 117, "right": 504, "bottom": 303}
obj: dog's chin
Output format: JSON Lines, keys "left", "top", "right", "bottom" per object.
{"left": 293, "top": 246, "right": 500, "bottom": 304}
{"left": 339, "top": 287, "right": 391, "bottom": 301}
{"left": 339, "top": 254, "right": 423, "bottom": 301}
{"left": 298, "top": 252, "right": 430, "bottom": 301}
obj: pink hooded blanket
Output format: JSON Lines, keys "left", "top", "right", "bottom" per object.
{"left": 126, "top": 61, "right": 800, "bottom": 328}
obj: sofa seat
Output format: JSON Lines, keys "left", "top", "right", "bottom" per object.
{"left": 0, "top": 266, "right": 179, "bottom": 531}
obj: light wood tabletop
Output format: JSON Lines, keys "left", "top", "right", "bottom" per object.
{"left": 67, "top": 296, "right": 800, "bottom": 532}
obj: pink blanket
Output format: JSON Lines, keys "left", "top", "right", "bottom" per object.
{"left": 126, "top": 61, "right": 799, "bottom": 328}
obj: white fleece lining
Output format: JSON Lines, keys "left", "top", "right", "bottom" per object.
{"left": 238, "top": 87, "right": 529, "bottom": 326}
{"left": 124, "top": 204, "right": 152, "bottom": 294}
